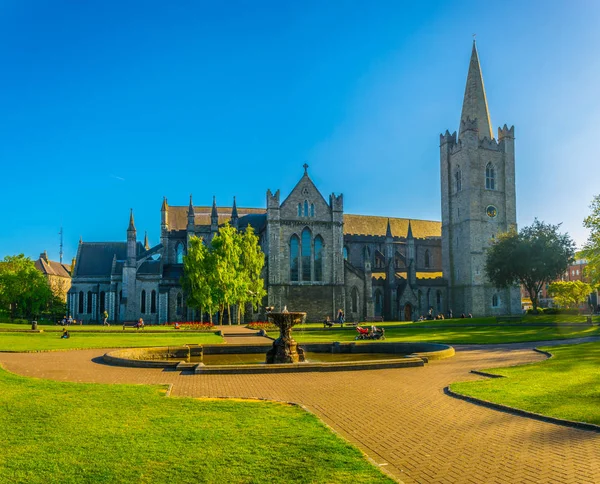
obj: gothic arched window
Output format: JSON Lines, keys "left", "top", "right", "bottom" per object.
{"left": 424, "top": 250, "right": 431, "bottom": 268}
{"left": 141, "top": 290, "right": 146, "bottom": 314}
{"left": 455, "top": 166, "right": 462, "bottom": 192}
{"left": 290, "top": 235, "right": 299, "bottom": 282}
{"left": 436, "top": 290, "right": 442, "bottom": 312}
{"left": 375, "top": 290, "right": 383, "bottom": 316}
{"left": 351, "top": 287, "right": 358, "bottom": 313}
{"left": 176, "top": 243, "right": 184, "bottom": 264}
{"left": 343, "top": 246, "right": 348, "bottom": 261}
{"left": 87, "top": 291, "right": 92, "bottom": 314}
{"left": 485, "top": 163, "right": 495, "bottom": 190}
{"left": 314, "top": 236, "right": 323, "bottom": 281}
{"left": 78, "top": 291, "right": 84, "bottom": 314}
{"left": 100, "top": 291, "right": 106, "bottom": 313}
{"left": 301, "top": 227, "right": 312, "bottom": 281}
{"left": 492, "top": 294, "right": 499, "bottom": 307}
{"left": 297, "top": 203, "right": 302, "bottom": 216}
{"left": 151, "top": 290, "right": 157, "bottom": 314}
{"left": 303, "top": 201, "right": 309, "bottom": 217}
{"left": 310, "top": 204, "right": 315, "bottom": 217}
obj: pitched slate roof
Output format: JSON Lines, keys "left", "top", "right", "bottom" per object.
{"left": 76, "top": 242, "right": 136, "bottom": 277}
{"left": 343, "top": 215, "right": 441, "bottom": 238}
{"left": 34, "top": 257, "right": 71, "bottom": 278}
{"left": 168, "top": 206, "right": 266, "bottom": 231}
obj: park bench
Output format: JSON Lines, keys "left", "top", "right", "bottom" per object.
{"left": 495, "top": 315, "right": 522, "bottom": 323}
{"left": 123, "top": 321, "right": 145, "bottom": 330}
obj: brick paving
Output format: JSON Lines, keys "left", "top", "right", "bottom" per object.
{"left": 1, "top": 339, "right": 600, "bottom": 483}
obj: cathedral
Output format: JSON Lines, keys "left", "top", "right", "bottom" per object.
{"left": 68, "top": 42, "right": 521, "bottom": 324}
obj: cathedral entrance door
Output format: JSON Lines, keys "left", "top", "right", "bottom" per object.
{"left": 404, "top": 304, "right": 412, "bottom": 322}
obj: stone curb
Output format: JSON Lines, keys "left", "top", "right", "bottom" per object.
{"left": 445, "top": 346, "right": 600, "bottom": 433}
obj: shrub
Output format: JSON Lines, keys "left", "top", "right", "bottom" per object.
{"left": 246, "top": 321, "right": 278, "bottom": 331}
{"left": 165, "top": 322, "right": 215, "bottom": 331}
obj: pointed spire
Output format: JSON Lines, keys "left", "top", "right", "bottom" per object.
{"left": 211, "top": 196, "right": 218, "bottom": 219}
{"left": 161, "top": 196, "right": 168, "bottom": 211}
{"left": 407, "top": 220, "right": 413, "bottom": 239}
{"left": 188, "top": 194, "right": 194, "bottom": 216}
{"left": 459, "top": 41, "right": 493, "bottom": 140}
{"left": 144, "top": 231, "right": 150, "bottom": 250}
{"left": 128, "top": 209, "right": 136, "bottom": 231}
{"left": 232, "top": 196, "right": 238, "bottom": 218}
{"left": 386, "top": 218, "right": 393, "bottom": 238}
{"left": 79, "top": 236, "right": 83, "bottom": 244}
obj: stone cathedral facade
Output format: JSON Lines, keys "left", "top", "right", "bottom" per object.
{"left": 68, "top": 42, "right": 520, "bottom": 324}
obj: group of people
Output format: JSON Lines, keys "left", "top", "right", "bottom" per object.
{"left": 323, "top": 309, "right": 345, "bottom": 328}
{"left": 417, "top": 308, "right": 472, "bottom": 322}
{"left": 59, "top": 315, "right": 79, "bottom": 326}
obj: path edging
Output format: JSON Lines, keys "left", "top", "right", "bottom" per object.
{"left": 446, "top": 345, "right": 600, "bottom": 433}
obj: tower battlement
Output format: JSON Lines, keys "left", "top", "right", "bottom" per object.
{"left": 439, "top": 130, "right": 457, "bottom": 146}
{"left": 498, "top": 124, "right": 515, "bottom": 140}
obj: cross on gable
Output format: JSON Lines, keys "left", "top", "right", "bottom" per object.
{"left": 303, "top": 163, "right": 309, "bottom": 174}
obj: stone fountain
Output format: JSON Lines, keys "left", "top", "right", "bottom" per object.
{"left": 265, "top": 311, "right": 306, "bottom": 364}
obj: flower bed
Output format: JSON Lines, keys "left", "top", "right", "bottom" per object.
{"left": 246, "top": 321, "right": 278, "bottom": 331}
{"left": 165, "top": 322, "right": 215, "bottom": 331}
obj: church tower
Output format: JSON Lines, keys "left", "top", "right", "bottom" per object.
{"left": 440, "top": 42, "right": 521, "bottom": 316}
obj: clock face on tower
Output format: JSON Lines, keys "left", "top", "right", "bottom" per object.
{"left": 486, "top": 205, "right": 497, "bottom": 218}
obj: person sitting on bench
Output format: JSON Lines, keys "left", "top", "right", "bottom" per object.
{"left": 323, "top": 316, "right": 334, "bottom": 328}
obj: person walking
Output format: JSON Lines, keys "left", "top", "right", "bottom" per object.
{"left": 103, "top": 310, "right": 109, "bottom": 326}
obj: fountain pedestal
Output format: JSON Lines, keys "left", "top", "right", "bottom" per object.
{"left": 265, "top": 312, "right": 306, "bottom": 364}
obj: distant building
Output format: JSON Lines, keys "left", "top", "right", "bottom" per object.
{"left": 34, "top": 251, "right": 72, "bottom": 301}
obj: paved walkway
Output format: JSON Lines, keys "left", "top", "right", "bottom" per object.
{"left": 1, "top": 339, "right": 600, "bottom": 483}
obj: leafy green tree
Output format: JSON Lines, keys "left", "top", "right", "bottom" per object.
{"left": 210, "top": 224, "right": 243, "bottom": 324}
{"left": 238, "top": 225, "right": 266, "bottom": 321}
{"left": 181, "top": 236, "right": 214, "bottom": 321}
{"left": 485, "top": 219, "right": 575, "bottom": 312}
{"left": 548, "top": 280, "right": 594, "bottom": 309}
{"left": 581, "top": 194, "right": 600, "bottom": 287}
{"left": 0, "top": 254, "right": 53, "bottom": 319}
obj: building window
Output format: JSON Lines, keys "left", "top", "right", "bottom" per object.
{"left": 176, "top": 243, "right": 184, "bottom": 264}
{"left": 314, "top": 236, "right": 323, "bottom": 281}
{"left": 151, "top": 290, "right": 157, "bottom": 314}
{"left": 78, "top": 291, "right": 84, "bottom": 314}
{"left": 303, "top": 201, "right": 309, "bottom": 217}
{"left": 297, "top": 203, "right": 302, "bottom": 216}
{"left": 343, "top": 246, "right": 348, "bottom": 261}
{"left": 141, "top": 290, "right": 146, "bottom": 314}
{"left": 310, "top": 204, "right": 315, "bottom": 217}
{"left": 99, "top": 291, "right": 106, "bottom": 313}
{"left": 492, "top": 294, "right": 499, "bottom": 307}
{"left": 351, "top": 287, "right": 358, "bottom": 313}
{"left": 87, "top": 291, "right": 92, "bottom": 314}
{"left": 485, "top": 163, "right": 495, "bottom": 190}
{"left": 301, "top": 227, "right": 312, "bottom": 281}
{"left": 290, "top": 235, "right": 299, "bottom": 281}
{"left": 176, "top": 293, "right": 183, "bottom": 316}
{"left": 424, "top": 250, "right": 430, "bottom": 268}
{"left": 455, "top": 166, "right": 462, "bottom": 192}
{"left": 418, "top": 290, "right": 422, "bottom": 313}
{"left": 436, "top": 290, "right": 442, "bottom": 312}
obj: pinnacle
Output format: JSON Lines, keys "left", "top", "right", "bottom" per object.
{"left": 459, "top": 42, "right": 493, "bottom": 140}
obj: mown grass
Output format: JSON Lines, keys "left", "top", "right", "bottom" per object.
{"left": 0, "top": 367, "right": 392, "bottom": 483}
{"left": 450, "top": 342, "right": 600, "bottom": 425}
{"left": 291, "top": 324, "right": 600, "bottom": 345}
{"left": 0, "top": 331, "right": 223, "bottom": 352}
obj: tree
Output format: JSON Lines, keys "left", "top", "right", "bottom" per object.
{"left": 181, "top": 224, "right": 266, "bottom": 325}
{"left": 181, "top": 236, "right": 215, "bottom": 321}
{"left": 581, "top": 194, "right": 600, "bottom": 287}
{"left": 0, "top": 254, "right": 53, "bottom": 319}
{"left": 548, "top": 280, "right": 594, "bottom": 309}
{"left": 485, "top": 219, "right": 575, "bottom": 312}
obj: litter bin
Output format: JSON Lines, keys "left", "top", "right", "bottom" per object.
{"left": 31, "top": 321, "right": 38, "bottom": 330}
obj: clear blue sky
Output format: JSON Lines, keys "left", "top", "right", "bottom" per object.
{"left": 1, "top": 0, "right": 599, "bottom": 262}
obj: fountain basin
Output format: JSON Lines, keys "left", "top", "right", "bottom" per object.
{"left": 103, "top": 342, "right": 455, "bottom": 373}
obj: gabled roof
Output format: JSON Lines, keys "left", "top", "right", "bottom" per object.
{"left": 343, "top": 215, "right": 441, "bottom": 238}
{"left": 75, "top": 242, "right": 135, "bottom": 277}
{"left": 34, "top": 258, "right": 71, "bottom": 278}
{"left": 168, "top": 206, "right": 266, "bottom": 231}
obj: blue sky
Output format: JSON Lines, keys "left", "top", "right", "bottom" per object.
{"left": 1, "top": 0, "right": 599, "bottom": 262}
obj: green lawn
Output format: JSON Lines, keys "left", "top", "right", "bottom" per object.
{"left": 0, "top": 331, "right": 223, "bottom": 351}
{"left": 450, "top": 342, "right": 600, "bottom": 426}
{"left": 291, "top": 325, "right": 600, "bottom": 345}
{"left": 0, "top": 367, "right": 392, "bottom": 483}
